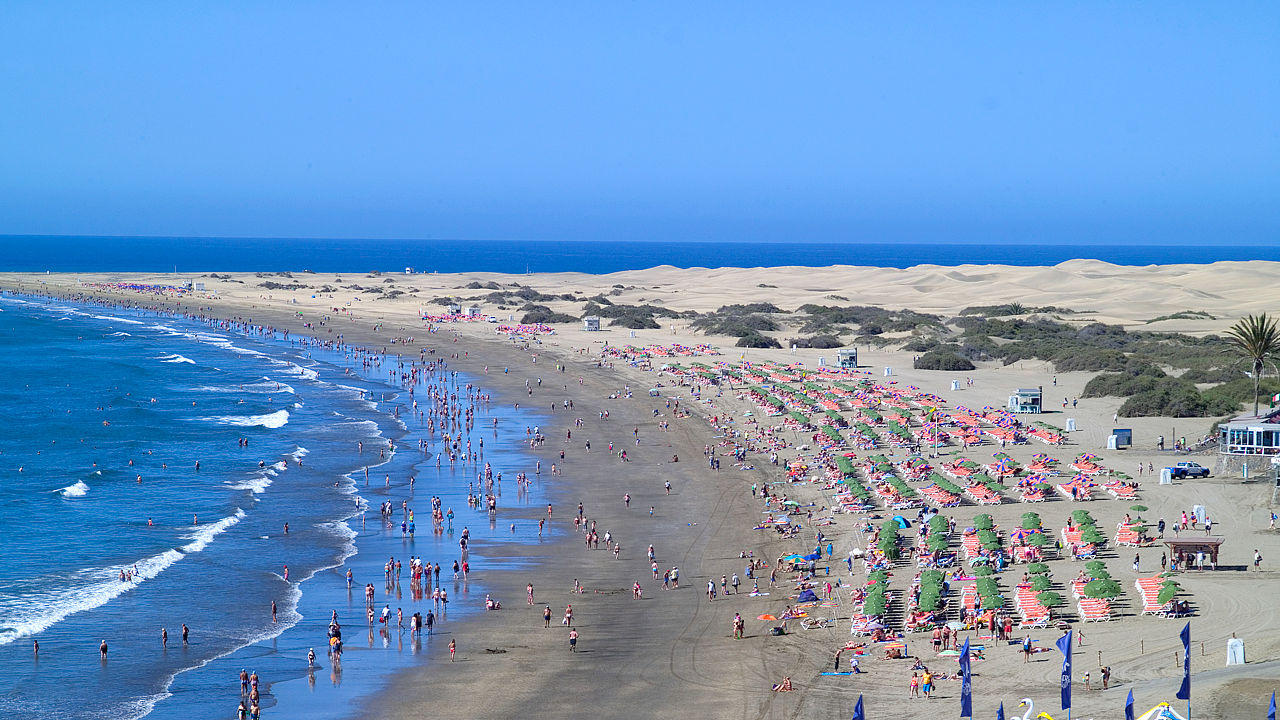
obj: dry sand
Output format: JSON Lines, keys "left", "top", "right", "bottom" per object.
{"left": 4, "top": 261, "right": 1279, "bottom": 719}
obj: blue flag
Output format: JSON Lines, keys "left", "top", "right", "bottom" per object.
{"left": 1176, "top": 622, "right": 1191, "bottom": 701}
{"left": 852, "top": 694, "right": 865, "bottom": 720}
{"left": 1269, "top": 691, "right": 1275, "bottom": 720}
{"left": 959, "top": 635, "right": 972, "bottom": 718}
{"left": 1056, "top": 630, "right": 1073, "bottom": 710}
{"left": 996, "top": 701, "right": 1005, "bottom": 720}
{"left": 1125, "top": 689, "right": 1135, "bottom": 720}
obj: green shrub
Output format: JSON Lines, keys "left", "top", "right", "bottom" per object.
{"left": 788, "top": 335, "right": 844, "bottom": 349}
{"left": 901, "top": 338, "right": 940, "bottom": 353}
{"left": 693, "top": 313, "right": 779, "bottom": 336}
{"left": 736, "top": 332, "right": 781, "bottom": 349}
{"left": 520, "top": 306, "right": 577, "bottom": 324}
{"left": 914, "top": 351, "right": 976, "bottom": 372}
{"left": 610, "top": 314, "right": 659, "bottom": 329}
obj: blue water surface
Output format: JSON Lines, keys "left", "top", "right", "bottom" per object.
{"left": 1, "top": 236, "right": 1277, "bottom": 274}
{"left": 0, "top": 294, "right": 549, "bottom": 719}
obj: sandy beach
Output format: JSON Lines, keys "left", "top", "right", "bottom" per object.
{"left": 4, "top": 261, "right": 1279, "bottom": 720}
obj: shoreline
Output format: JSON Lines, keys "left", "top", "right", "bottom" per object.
{"left": 4, "top": 267, "right": 1280, "bottom": 719}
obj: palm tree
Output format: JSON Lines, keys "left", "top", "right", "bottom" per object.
{"left": 1225, "top": 313, "right": 1280, "bottom": 416}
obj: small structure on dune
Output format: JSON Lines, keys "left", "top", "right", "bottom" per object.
{"left": 1007, "top": 387, "right": 1042, "bottom": 414}
{"left": 583, "top": 316, "right": 601, "bottom": 332}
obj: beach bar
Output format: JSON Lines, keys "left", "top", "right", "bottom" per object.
{"left": 1218, "top": 408, "right": 1280, "bottom": 456}
{"left": 583, "top": 316, "right": 601, "bottom": 332}
{"left": 1216, "top": 408, "right": 1280, "bottom": 476}
{"left": 1007, "top": 388, "right": 1042, "bottom": 414}
{"left": 837, "top": 348, "right": 858, "bottom": 369}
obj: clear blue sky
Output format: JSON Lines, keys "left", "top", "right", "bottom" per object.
{"left": 1, "top": 2, "right": 1276, "bottom": 244}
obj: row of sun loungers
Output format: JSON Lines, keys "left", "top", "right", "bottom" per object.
{"left": 1013, "top": 584, "right": 1050, "bottom": 628}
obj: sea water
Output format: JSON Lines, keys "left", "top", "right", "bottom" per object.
{"left": 1, "top": 235, "right": 1278, "bottom": 273}
{"left": 0, "top": 294, "right": 550, "bottom": 718}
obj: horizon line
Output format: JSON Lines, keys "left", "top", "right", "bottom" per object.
{"left": 0, "top": 233, "right": 1275, "bottom": 247}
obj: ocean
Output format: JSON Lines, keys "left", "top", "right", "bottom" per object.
{"left": 0, "top": 293, "right": 548, "bottom": 719}
{"left": 1, "top": 236, "right": 1278, "bottom": 274}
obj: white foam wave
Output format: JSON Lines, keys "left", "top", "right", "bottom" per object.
{"left": 192, "top": 332, "right": 269, "bottom": 356}
{"left": 272, "top": 359, "right": 319, "bottom": 381}
{"left": 180, "top": 508, "right": 246, "bottom": 553}
{"left": 93, "top": 315, "right": 145, "bottom": 325}
{"left": 227, "top": 476, "right": 273, "bottom": 494}
{"left": 57, "top": 480, "right": 89, "bottom": 497}
{"left": 0, "top": 508, "right": 244, "bottom": 646}
{"left": 107, "top": 331, "right": 132, "bottom": 337}
{"left": 202, "top": 409, "right": 290, "bottom": 428}
{"left": 192, "top": 378, "right": 296, "bottom": 395}
{"left": 157, "top": 354, "right": 196, "bottom": 364}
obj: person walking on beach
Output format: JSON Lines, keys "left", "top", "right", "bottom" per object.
{"left": 909, "top": 672, "right": 920, "bottom": 699}
{"left": 568, "top": 628, "right": 578, "bottom": 652}
{"left": 449, "top": 638, "right": 456, "bottom": 661}
{"left": 1255, "top": 549, "right": 1263, "bottom": 569}
{"left": 544, "top": 606, "right": 552, "bottom": 628}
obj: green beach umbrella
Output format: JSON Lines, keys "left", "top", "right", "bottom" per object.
{"left": 1027, "top": 563, "right": 1050, "bottom": 575}
{"left": 1031, "top": 575, "right": 1052, "bottom": 592}
{"left": 1037, "top": 591, "right": 1063, "bottom": 608}
{"left": 1083, "top": 578, "right": 1122, "bottom": 599}
{"left": 981, "top": 594, "right": 1006, "bottom": 610}
{"left": 1081, "top": 528, "right": 1106, "bottom": 545}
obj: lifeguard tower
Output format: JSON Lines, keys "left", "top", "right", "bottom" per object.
{"left": 583, "top": 316, "right": 601, "bottom": 332}
{"left": 837, "top": 348, "right": 858, "bottom": 369}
